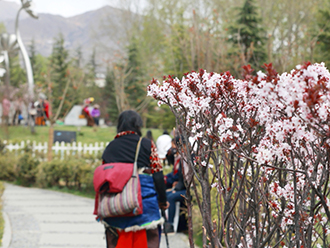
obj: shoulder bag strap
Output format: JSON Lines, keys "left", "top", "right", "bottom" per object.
{"left": 133, "top": 137, "right": 142, "bottom": 177}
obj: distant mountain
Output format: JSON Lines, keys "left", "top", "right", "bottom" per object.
{"left": 0, "top": 1, "right": 133, "bottom": 72}
{"left": 0, "top": 1, "right": 29, "bottom": 21}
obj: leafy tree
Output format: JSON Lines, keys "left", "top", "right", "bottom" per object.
{"left": 255, "top": 0, "right": 326, "bottom": 72}
{"left": 9, "top": 55, "right": 26, "bottom": 88}
{"left": 103, "top": 37, "right": 150, "bottom": 117}
{"left": 163, "top": 14, "right": 191, "bottom": 77}
{"left": 227, "top": 0, "right": 267, "bottom": 74}
{"left": 0, "top": 22, "right": 7, "bottom": 84}
{"left": 0, "top": 22, "right": 5, "bottom": 34}
{"left": 145, "top": 103, "right": 175, "bottom": 129}
{"left": 68, "top": 46, "right": 101, "bottom": 112}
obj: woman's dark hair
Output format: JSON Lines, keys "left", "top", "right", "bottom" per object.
{"left": 145, "top": 130, "right": 153, "bottom": 141}
{"left": 117, "top": 110, "right": 143, "bottom": 136}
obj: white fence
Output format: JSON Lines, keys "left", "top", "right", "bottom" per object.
{"left": 3, "top": 140, "right": 108, "bottom": 159}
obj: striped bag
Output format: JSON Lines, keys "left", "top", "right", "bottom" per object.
{"left": 93, "top": 138, "right": 143, "bottom": 218}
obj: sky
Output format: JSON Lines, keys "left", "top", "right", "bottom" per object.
{"left": 5, "top": 0, "right": 126, "bottom": 17}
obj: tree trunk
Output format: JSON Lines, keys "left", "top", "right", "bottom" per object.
{"left": 185, "top": 186, "right": 195, "bottom": 248}
{"left": 47, "top": 124, "right": 54, "bottom": 161}
{"left": 30, "top": 115, "right": 35, "bottom": 134}
{"left": 1, "top": 118, "right": 9, "bottom": 140}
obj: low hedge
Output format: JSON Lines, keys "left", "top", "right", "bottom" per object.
{"left": 0, "top": 140, "right": 99, "bottom": 191}
{"left": 0, "top": 181, "right": 4, "bottom": 247}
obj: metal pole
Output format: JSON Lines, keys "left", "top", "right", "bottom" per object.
{"left": 161, "top": 209, "right": 170, "bottom": 248}
{"left": 15, "top": 6, "right": 34, "bottom": 100}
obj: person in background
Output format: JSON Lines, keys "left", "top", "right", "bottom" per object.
{"left": 100, "top": 110, "right": 169, "bottom": 248}
{"left": 35, "top": 100, "right": 45, "bottom": 126}
{"left": 91, "top": 104, "right": 100, "bottom": 126}
{"left": 1, "top": 96, "right": 11, "bottom": 125}
{"left": 82, "top": 99, "right": 94, "bottom": 127}
{"left": 145, "top": 130, "right": 154, "bottom": 142}
{"left": 164, "top": 135, "right": 190, "bottom": 233}
{"left": 156, "top": 130, "right": 172, "bottom": 167}
{"left": 166, "top": 138, "right": 176, "bottom": 167}
{"left": 41, "top": 98, "right": 50, "bottom": 120}
{"left": 164, "top": 138, "right": 179, "bottom": 189}
{"left": 12, "top": 97, "right": 23, "bottom": 125}
{"left": 28, "top": 101, "right": 37, "bottom": 126}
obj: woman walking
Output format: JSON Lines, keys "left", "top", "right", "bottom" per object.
{"left": 100, "top": 110, "right": 169, "bottom": 248}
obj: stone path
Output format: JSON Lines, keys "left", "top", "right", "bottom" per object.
{"left": 1, "top": 183, "right": 190, "bottom": 248}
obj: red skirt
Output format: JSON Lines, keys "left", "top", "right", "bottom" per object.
{"left": 105, "top": 227, "right": 160, "bottom": 248}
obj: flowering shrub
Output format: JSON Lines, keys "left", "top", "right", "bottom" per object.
{"left": 148, "top": 62, "right": 330, "bottom": 247}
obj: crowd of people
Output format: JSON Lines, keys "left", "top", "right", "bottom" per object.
{"left": 1, "top": 95, "right": 103, "bottom": 127}
{"left": 1, "top": 94, "right": 49, "bottom": 126}
{"left": 139, "top": 128, "right": 189, "bottom": 234}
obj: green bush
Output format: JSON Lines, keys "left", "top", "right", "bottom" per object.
{"left": 16, "top": 153, "right": 39, "bottom": 186}
{"left": 0, "top": 153, "right": 17, "bottom": 181}
{"left": 0, "top": 181, "right": 4, "bottom": 247}
{"left": 64, "top": 158, "right": 98, "bottom": 190}
{"left": 0, "top": 140, "right": 6, "bottom": 153}
{"left": 36, "top": 157, "right": 99, "bottom": 191}
{"left": 37, "top": 159, "right": 64, "bottom": 188}
{"left": 0, "top": 139, "right": 101, "bottom": 196}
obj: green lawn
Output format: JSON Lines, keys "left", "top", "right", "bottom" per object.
{"left": 0, "top": 125, "right": 164, "bottom": 144}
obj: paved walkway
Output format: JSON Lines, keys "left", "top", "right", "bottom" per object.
{"left": 1, "top": 183, "right": 190, "bottom": 248}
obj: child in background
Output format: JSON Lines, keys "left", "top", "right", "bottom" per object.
{"left": 91, "top": 104, "right": 100, "bottom": 126}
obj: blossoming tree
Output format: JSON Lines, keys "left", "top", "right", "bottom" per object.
{"left": 147, "top": 62, "right": 330, "bottom": 248}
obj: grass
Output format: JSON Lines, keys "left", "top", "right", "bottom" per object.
{"left": 0, "top": 181, "right": 4, "bottom": 247}
{"left": 0, "top": 125, "right": 164, "bottom": 144}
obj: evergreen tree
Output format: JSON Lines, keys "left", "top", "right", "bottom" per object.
{"left": 102, "top": 69, "right": 119, "bottom": 123}
{"left": 84, "top": 47, "right": 97, "bottom": 87}
{"left": 49, "top": 34, "right": 71, "bottom": 118}
{"left": 28, "top": 39, "right": 47, "bottom": 89}
{"left": 227, "top": 0, "right": 267, "bottom": 72}
{"left": 74, "top": 46, "right": 83, "bottom": 68}
{"left": 314, "top": 9, "right": 330, "bottom": 65}
{"left": 101, "top": 37, "right": 149, "bottom": 122}
{"left": 125, "top": 36, "right": 146, "bottom": 109}
{"left": 88, "top": 47, "right": 97, "bottom": 76}
{"left": 29, "top": 39, "right": 37, "bottom": 69}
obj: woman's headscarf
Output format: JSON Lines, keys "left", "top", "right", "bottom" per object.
{"left": 117, "top": 110, "right": 143, "bottom": 136}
